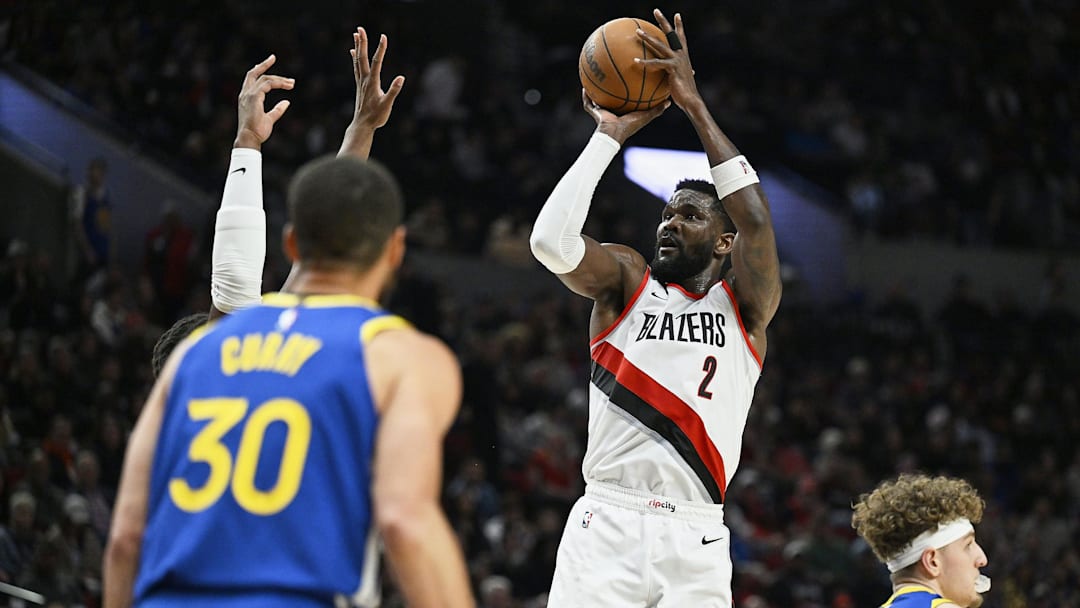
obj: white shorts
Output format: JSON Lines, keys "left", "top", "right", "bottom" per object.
{"left": 547, "top": 482, "right": 732, "bottom": 608}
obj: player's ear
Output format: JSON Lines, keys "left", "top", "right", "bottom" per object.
{"left": 385, "top": 225, "right": 406, "bottom": 270}
{"left": 713, "top": 231, "right": 735, "bottom": 257}
{"left": 282, "top": 224, "right": 299, "bottom": 263}
{"left": 919, "top": 548, "right": 942, "bottom": 577}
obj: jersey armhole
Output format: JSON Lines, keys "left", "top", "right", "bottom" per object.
{"left": 589, "top": 268, "right": 651, "bottom": 347}
{"left": 719, "top": 280, "right": 763, "bottom": 369}
{"left": 359, "top": 315, "right": 413, "bottom": 346}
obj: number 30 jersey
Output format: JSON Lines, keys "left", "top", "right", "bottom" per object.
{"left": 584, "top": 269, "right": 763, "bottom": 504}
{"left": 135, "top": 293, "right": 410, "bottom": 608}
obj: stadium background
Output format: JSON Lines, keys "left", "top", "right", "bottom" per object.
{"left": 0, "top": 0, "right": 1078, "bottom": 606}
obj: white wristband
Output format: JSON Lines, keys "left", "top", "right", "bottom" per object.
{"left": 709, "top": 155, "right": 760, "bottom": 200}
{"left": 211, "top": 149, "right": 266, "bottom": 313}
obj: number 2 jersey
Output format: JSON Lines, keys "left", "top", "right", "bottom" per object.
{"left": 585, "top": 269, "right": 763, "bottom": 504}
{"left": 134, "top": 293, "right": 410, "bottom": 608}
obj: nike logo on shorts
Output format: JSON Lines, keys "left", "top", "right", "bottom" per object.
{"left": 231, "top": 167, "right": 247, "bottom": 175}
{"left": 701, "top": 536, "right": 722, "bottom": 545}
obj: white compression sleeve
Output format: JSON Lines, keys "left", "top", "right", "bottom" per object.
{"left": 529, "top": 132, "right": 620, "bottom": 274}
{"left": 211, "top": 148, "right": 266, "bottom": 313}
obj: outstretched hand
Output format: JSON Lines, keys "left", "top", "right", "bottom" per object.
{"left": 235, "top": 54, "right": 294, "bottom": 150}
{"left": 350, "top": 26, "right": 406, "bottom": 130}
{"left": 635, "top": 9, "right": 701, "bottom": 111}
{"left": 584, "top": 89, "right": 670, "bottom": 145}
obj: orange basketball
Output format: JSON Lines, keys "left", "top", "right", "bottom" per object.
{"left": 578, "top": 17, "right": 672, "bottom": 114}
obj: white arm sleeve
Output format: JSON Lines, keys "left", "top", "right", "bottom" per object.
{"left": 211, "top": 148, "right": 266, "bottom": 313}
{"left": 529, "top": 132, "right": 620, "bottom": 274}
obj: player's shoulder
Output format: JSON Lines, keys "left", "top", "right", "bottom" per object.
{"left": 369, "top": 325, "right": 456, "bottom": 367}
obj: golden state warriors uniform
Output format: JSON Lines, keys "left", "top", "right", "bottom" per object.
{"left": 549, "top": 269, "right": 763, "bottom": 607}
{"left": 881, "top": 585, "right": 955, "bottom": 607}
{"left": 134, "top": 293, "right": 409, "bottom": 608}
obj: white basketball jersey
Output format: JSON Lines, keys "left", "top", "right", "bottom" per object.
{"left": 583, "top": 268, "right": 762, "bottom": 504}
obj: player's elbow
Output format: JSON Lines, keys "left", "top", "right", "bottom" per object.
{"left": 529, "top": 231, "right": 581, "bottom": 274}
{"left": 528, "top": 229, "right": 554, "bottom": 263}
{"left": 375, "top": 498, "right": 435, "bottom": 550}
{"left": 104, "top": 525, "right": 143, "bottom": 570}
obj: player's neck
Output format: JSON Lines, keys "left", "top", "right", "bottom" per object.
{"left": 892, "top": 574, "right": 943, "bottom": 597}
{"left": 662, "top": 267, "right": 723, "bottom": 295}
{"left": 281, "top": 264, "right": 384, "bottom": 302}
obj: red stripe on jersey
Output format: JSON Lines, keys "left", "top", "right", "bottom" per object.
{"left": 591, "top": 341, "right": 728, "bottom": 501}
{"left": 590, "top": 268, "right": 651, "bottom": 347}
{"left": 720, "top": 280, "right": 763, "bottom": 369}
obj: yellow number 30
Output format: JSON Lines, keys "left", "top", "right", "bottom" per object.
{"left": 169, "top": 398, "right": 312, "bottom": 516}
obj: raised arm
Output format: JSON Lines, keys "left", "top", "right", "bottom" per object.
{"left": 210, "top": 55, "right": 294, "bottom": 319}
{"left": 338, "top": 27, "right": 405, "bottom": 160}
{"left": 530, "top": 93, "right": 667, "bottom": 328}
{"left": 367, "top": 330, "right": 474, "bottom": 608}
{"left": 640, "top": 10, "right": 781, "bottom": 343}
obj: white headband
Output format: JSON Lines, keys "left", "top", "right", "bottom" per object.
{"left": 885, "top": 519, "right": 974, "bottom": 573}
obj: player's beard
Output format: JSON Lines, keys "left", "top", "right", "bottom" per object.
{"left": 650, "top": 238, "right": 714, "bottom": 284}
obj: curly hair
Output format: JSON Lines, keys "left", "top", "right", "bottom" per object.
{"left": 152, "top": 312, "right": 210, "bottom": 378}
{"left": 851, "top": 474, "right": 985, "bottom": 564}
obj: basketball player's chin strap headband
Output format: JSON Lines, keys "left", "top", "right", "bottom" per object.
{"left": 885, "top": 519, "right": 991, "bottom": 594}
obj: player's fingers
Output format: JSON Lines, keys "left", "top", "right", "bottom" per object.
{"left": 386, "top": 75, "right": 406, "bottom": 101}
{"left": 357, "top": 27, "right": 371, "bottom": 77}
{"left": 371, "top": 34, "right": 388, "bottom": 76}
{"left": 652, "top": 8, "right": 673, "bottom": 33}
{"left": 634, "top": 57, "right": 677, "bottom": 71}
{"left": 244, "top": 54, "right": 276, "bottom": 86}
{"left": 636, "top": 28, "right": 672, "bottom": 56}
{"left": 581, "top": 89, "right": 604, "bottom": 118}
{"left": 257, "top": 75, "right": 296, "bottom": 93}
{"left": 674, "top": 13, "right": 690, "bottom": 53}
{"left": 267, "top": 99, "right": 291, "bottom": 123}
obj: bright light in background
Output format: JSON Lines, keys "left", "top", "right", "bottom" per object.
{"left": 623, "top": 146, "right": 713, "bottom": 202}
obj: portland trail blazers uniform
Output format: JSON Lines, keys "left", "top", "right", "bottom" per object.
{"left": 549, "top": 269, "right": 762, "bottom": 608}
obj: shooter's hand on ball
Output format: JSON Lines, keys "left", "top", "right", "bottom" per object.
{"left": 340, "top": 26, "right": 405, "bottom": 159}
{"left": 636, "top": 10, "right": 701, "bottom": 111}
{"left": 583, "top": 89, "right": 670, "bottom": 145}
{"left": 234, "top": 54, "right": 294, "bottom": 150}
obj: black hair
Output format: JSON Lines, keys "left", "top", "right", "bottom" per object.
{"left": 152, "top": 312, "right": 209, "bottom": 378}
{"left": 287, "top": 155, "right": 404, "bottom": 268}
{"left": 674, "top": 179, "right": 736, "bottom": 233}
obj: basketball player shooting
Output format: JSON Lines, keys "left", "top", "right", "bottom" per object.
{"left": 531, "top": 9, "right": 781, "bottom": 607}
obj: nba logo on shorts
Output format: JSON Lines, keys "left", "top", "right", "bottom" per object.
{"left": 581, "top": 511, "right": 593, "bottom": 529}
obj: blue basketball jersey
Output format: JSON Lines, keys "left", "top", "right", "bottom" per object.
{"left": 881, "top": 585, "right": 955, "bottom": 608}
{"left": 134, "top": 293, "right": 410, "bottom": 608}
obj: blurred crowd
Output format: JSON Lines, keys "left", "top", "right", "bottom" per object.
{"left": 1, "top": 228, "right": 1079, "bottom": 607}
{"left": 1, "top": 0, "right": 1079, "bottom": 607}
{"left": 5, "top": 0, "right": 1079, "bottom": 251}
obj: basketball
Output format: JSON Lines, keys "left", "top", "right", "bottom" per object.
{"left": 578, "top": 17, "right": 672, "bottom": 114}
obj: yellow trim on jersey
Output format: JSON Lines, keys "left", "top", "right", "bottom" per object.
{"left": 882, "top": 585, "right": 940, "bottom": 607}
{"left": 261, "top": 292, "right": 380, "bottom": 309}
{"left": 183, "top": 320, "right": 218, "bottom": 348}
{"left": 930, "top": 599, "right": 955, "bottom": 608}
{"left": 360, "top": 315, "right": 412, "bottom": 345}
